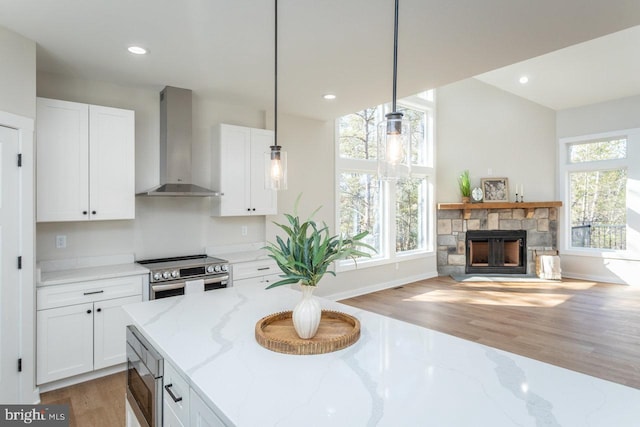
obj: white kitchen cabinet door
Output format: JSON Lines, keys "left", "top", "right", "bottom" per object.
{"left": 249, "top": 128, "right": 277, "bottom": 215}
{"left": 94, "top": 295, "right": 141, "bottom": 370}
{"left": 189, "top": 389, "right": 225, "bottom": 427}
{"left": 89, "top": 105, "right": 135, "bottom": 220}
{"left": 36, "top": 98, "right": 89, "bottom": 222}
{"left": 36, "top": 302, "right": 94, "bottom": 384}
{"left": 212, "top": 124, "right": 276, "bottom": 216}
{"left": 36, "top": 97, "right": 135, "bottom": 222}
{"left": 163, "top": 404, "right": 184, "bottom": 427}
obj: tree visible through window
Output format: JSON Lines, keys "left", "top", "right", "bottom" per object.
{"left": 336, "top": 93, "right": 434, "bottom": 265}
{"left": 568, "top": 138, "right": 627, "bottom": 250}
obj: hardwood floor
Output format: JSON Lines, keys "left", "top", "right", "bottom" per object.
{"left": 40, "top": 276, "right": 640, "bottom": 426}
{"left": 341, "top": 276, "right": 640, "bottom": 389}
{"left": 40, "top": 371, "right": 125, "bottom": 427}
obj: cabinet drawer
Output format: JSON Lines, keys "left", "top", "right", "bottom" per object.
{"left": 164, "top": 361, "right": 190, "bottom": 426}
{"left": 37, "top": 275, "right": 143, "bottom": 310}
{"left": 232, "top": 259, "right": 278, "bottom": 280}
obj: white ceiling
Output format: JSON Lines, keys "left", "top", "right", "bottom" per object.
{"left": 475, "top": 25, "right": 640, "bottom": 110}
{"left": 2, "top": 0, "right": 640, "bottom": 119}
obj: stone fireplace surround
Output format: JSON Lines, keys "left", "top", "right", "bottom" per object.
{"left": 437, "top": 204, "right": 559, "bottom": 276}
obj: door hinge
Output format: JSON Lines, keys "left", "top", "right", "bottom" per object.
{"left": 17, "top": 153, "right": 22, "bottom": 167}
{"left": 18, "top": 358, "right": 22, "bottom": 372}
{"left": 18, "top": 256, "right": 22, "bottom": 269}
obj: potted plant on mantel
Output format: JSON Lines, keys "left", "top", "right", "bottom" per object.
{"left": 264, "top": 196, "right": 374, "bottom": 339}
{"left": 458, "top": 170, "right": 471, "bottom": 203}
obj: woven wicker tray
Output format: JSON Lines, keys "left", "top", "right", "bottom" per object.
{"left": 255, "top": 310, "right": 360, "bottom": 355}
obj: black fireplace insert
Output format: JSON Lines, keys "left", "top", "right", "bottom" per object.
{"left": 465, "top": 230, "right": 527, "bottom": 274}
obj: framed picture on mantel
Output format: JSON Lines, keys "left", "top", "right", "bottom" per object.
{"left": 481, "top": 178, "right": 509, "bottom": 202}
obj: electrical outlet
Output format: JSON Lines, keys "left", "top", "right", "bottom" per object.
{"left": 241, "top": 226, "right": 248, "bottom": 236}
{"left": 55, "top": 235, "right": 67, "bottom": 249}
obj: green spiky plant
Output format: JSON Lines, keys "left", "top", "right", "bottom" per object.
{"left": 458, "top": 170, "right": 471, "bottom": 198}
{"left": 264, "top": 195, "right": 375, "bottom": 289}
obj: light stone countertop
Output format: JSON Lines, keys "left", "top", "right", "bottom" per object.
{"left": 38, "top": 263, "right": 149, "bottom": 287}
{"left": 122, "top": 286, "right": 640, "bottom": 426}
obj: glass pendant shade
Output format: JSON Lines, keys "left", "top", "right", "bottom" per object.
{"left": 377, "top": 111, "right": 411, "bottom": 180}
{"left": 265, "top": 145, "right": 288, "bottom": 190}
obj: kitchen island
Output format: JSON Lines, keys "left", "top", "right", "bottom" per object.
{"left": 123, "top": 286, "right": 640, "bottom": 426}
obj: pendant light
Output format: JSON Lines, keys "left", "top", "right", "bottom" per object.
{"left": 265, "top": 0, "right": 288, "bottom": 190}
{"left": 378, "top": 0, "right": 411, "bottom": 180}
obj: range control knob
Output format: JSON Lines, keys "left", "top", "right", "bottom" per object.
{"left": 171, "top": 270, "right": 179, "bottom": 278}
{"left": 221, "top": 264, "right": 229, "bottom": 272}
{"left": 153, "top": 272, "right": 162, "bottom": 281}
{"left": 214, "top": 265, "right": 221, "bottom": 272}
{"left": 162, "top": 271, "right": 170, "bottom": 279}
{"left": 206, "top": 265, "right": 215, "bottom": 273}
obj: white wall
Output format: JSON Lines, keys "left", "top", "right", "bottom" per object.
{"left": 436, "top": 78, "right": 557, "bottom": 203}
{"left": 557, "top": 95, "right": 640, "bottom": 285}
{"left": 0, "top": 26, "right": 36, "bottom": 118}
{"left": 36, "top": 72, "right": 269, "bottom": 260}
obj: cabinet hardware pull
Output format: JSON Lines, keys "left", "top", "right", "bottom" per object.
{"left": 96, "top": 308, "right": 102, "bottom": 313}
{"left": 92, "top": 210, "right": 97, "bottom": 215}
{"left": 82, "top": 211, "right": 88, "bottom": 215}
{"left": 86, "top": 309, "right": 92, "bottom": 314}
{"left": 247, "top": 208, "right": 251, "bottom": 211}
{"left": 164, "top": 384, "right": 183, "bottom": 402}
{"left": 83, "top": 290, "right": 104, "bottom": 295}
{"left": 257, "top": 267, "right": 270, "bottom": 271}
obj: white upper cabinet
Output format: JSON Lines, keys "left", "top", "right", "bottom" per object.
{"left": 36, "top": 98, "right": 135, "bottom": 222}
{"left": 211, "top": 124, "right": 277, "bottom": 216}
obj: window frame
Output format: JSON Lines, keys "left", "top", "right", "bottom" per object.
{"left": 335, "top": 93, "right": 436, "bottom": 271}
{"left": 558, "top": 128, "right": 639, "bottom": 260}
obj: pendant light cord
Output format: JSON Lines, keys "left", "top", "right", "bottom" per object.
{"left": 274, "top": 0, "right": 278, "bottom": 147}
{"left": 392, "top": 0, "right": 399, "bottom": 113}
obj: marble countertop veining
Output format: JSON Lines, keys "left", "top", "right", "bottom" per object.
{"left": 122, "top": 286, "right": 640, "bottom": 427}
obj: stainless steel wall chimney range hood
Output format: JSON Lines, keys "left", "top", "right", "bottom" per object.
{"left": 137, "top": 86, "right": 220, "bottom": 197}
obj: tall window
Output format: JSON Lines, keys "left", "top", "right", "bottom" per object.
{"left": 337, "top": 93, "right": 434, "bottom": 267}
{"left": 560, "top": 130, "right": 639, "bottom": 255}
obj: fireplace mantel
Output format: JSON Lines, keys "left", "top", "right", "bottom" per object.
{"left": 437, "top": 201, "right": 562, "bottom": 219}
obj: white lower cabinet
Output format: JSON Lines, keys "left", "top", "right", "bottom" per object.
{"left": 190, "top": 389, "right": 225, "bottom": 427}
{"left": 36, "top": 275, "right": 143, "bottom": 385}
{"left": 163, "top": 361, "right": 226, "bottom": 427}
{"left": 232, "top": 259, "right": 280, "bottom": 290}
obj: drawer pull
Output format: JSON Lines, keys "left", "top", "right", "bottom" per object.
{"left": 257, "top": 267, "right": 271, "bottom": 271}
{"left": 86, "top": 309, "right": 92, "bottom": 314}
{"left": 164, "top": 384, "right": 183, "bottom": 402}
{"left": 83, "top": 290, "right": 105, "bottom": 296}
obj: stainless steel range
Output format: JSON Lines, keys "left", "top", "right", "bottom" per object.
{"left": 137, "top": 254, "right": 231, "bottom": 300}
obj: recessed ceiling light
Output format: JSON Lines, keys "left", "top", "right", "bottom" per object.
{"left": 128, "top": 46, "right": 148, "bottom": 55}
{"left": 323, "top": 94, "right": 336, "bottom": 100}
{"left": 519, "top": 76, "right": 529, "bottom": 84}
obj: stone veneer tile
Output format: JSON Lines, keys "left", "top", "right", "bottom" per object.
{"left": 467, "top": 219, "right": 480, "bottom": 230}
{"left": 538, "top": 219, "right": 549, "bottom": 232}
{"left": 549, "top": 208, "right": 557, "bottom": 221}
{"left": 499, "top": 219, "right": 522, "bottom": 230}
{"left": 448, "top": 254, "right": 466, "bottom": 265}
{"left": 437, "top": 251, "right": 448, "bottom": 266}
{"left": 488, "top": 213, "right": 499, "bottom": 230}
{"left": 437, "top": 235, "right": 456, "bottom": 246}
{"left": 457, "top": 240, "right": 465, "bottom": 254}
{"left": 498, "top": 210, "right": 513, "bottom": 219}
{"left": 534, "top": 208, "right": 549, "bottom": 219}
{"left": 512, "top": 209, "right": 525, "bottom": 220}
{"left": 470, "top": 210, "right": 488, "bottom": 219}
{"left": 522, "top": 219, "right": 537, "bottom": 230}
{"left": 452, "top": 219, "right": 463, "bottom": 232}
{"left": 438, "top": 219, "right": 452, "bottom": 235}
{"left": 438, "top": 210, "right": 462, "bottom": 219}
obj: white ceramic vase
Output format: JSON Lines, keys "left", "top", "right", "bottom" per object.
{"left": 292, "top": 285, "right": 321, "bottom": 339}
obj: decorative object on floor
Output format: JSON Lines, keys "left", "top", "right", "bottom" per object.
{"left": 377, "top": 0, "right": 411, "bottom": 180}
{"left": 458, "top": 170, "right": 471, "bottom": 203}
{"left": 255, "top": 310, "right": 360, "bottom": 355}
{"left": 265, "top": 0, "right": 287, "bottom": 190}
{"left": 535, "top": 250, "right": 561, "bottom": 280}
{"left": 264, "top": 195, "right": 374, "bottom": 339}
{"left": 481, "top": 177, "right": 509, "bottom": 202}
{"left": 471, "top": 186, "right": 484, "bottom": 203}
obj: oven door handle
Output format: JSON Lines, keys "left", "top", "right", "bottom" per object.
{"left": 151, "top": 282, "right": 185, "bottom": 292}
{"left": 203, "top": 275, "right": 229, "bottom": 285}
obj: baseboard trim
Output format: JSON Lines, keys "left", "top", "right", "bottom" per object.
{"left": 326, "top": 270, "right": 439, "bottom": 301}
{"left": 38, "top": 363, "right": 126, "bottom": 394}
